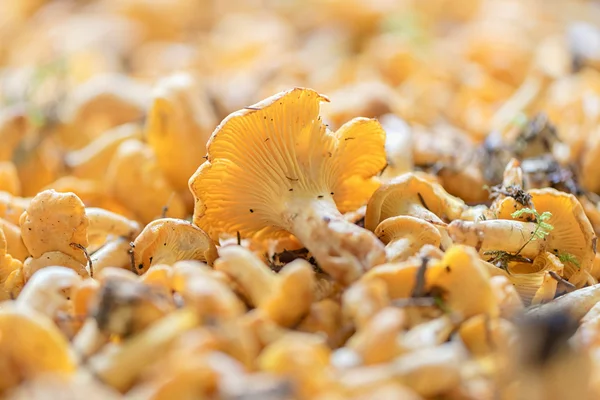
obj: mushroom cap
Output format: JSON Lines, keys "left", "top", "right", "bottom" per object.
{"left": 64, "top": 122, "right": 143, "bottom": 180}
{"left": 132, "top": 218, "right": 218, "bottom": 274}
{"left": 20, "top": 190, "right": 89, "bottom": 264}
{"left": 365, "top": 172, "right": 467, "bottom": 232}
{"left": 23, "top": 251, "right": 89, "bottom": 281}
{"left": 374, "top": 215, "right": 442, "bottom": 246}
{"left": 105, "top": 139, "right": 186, "bottom": 223}
{"left": 428, "top": 245, "right": 499, "bottom": 320}
{"left": 529, "top": 188, "right": 596, "bottom": 278}
{"left": 498, "top": 252, "right": 564, "bottom": 306}
{"left": 0, "top": 304, "right": 75, "bottom": 393}
{"left": 189, "top": 87, "right": 386, "bottom": 241}
{"left": 146, "top": 73, "right": 217, "bottom": 192}
{"left": 43, "top": 177, "right": 134, "bottom": 220}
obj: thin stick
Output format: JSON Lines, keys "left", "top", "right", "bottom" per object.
{"left": 71, "top": 243, "right": 93, "bottom": 278}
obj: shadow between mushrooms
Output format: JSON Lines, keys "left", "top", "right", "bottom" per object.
{"left": 189, "top": 87, "right": 387, "bottom": 285}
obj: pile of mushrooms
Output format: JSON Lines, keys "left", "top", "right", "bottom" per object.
{"left": 4, "top": 0, "right": 600, "bottom": 399}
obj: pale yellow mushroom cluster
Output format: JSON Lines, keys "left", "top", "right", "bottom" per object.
{"left": 4, "top": 0, "right": 600, "bottom": 399}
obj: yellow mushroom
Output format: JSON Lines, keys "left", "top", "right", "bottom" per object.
{"left": 0, "top": 191, "right": 29, "bottom": 225}
{"left": 23, "top": 251, "right": 89, "bottom": 281}
{"left": 215, "top": 245, "right": 314, "bottom": 327}
{"left": 132, "top": 218, "right": 217, "bottom": 274}
{"left": 87, "top": 309, "right": 198, "bottom": 393}
{"left": 346, "top": 307, "right": 407, "bottom": 365}
{"left": 491, "top": 252, "right": 564, "bottom": 306}
{"left": 365, "top": 172, "right": 467, "bottom": 231}
{"left": 0, "top": 268, "right": 79, "bottom": 393}
{"left": 20, "top": 189, "right": 89, "bottom": 265}
{"left": 458, "top": 314, "right": 516, "bottom": 358}
{"left": 190, "top": 87, "right": 387, "bottom": 284}
{"left": 86, "top": 207, "right": 141, "bottom": 245}
{"left": 427, "top": 245, "right": 499, "bottom": 320}
{"left": 361, "top": 257, "right": 432, "bottom": 300}
{"left": 297, "top": 299, "right": 347, "bottom": 348}
{"left": 489, "top": 158, "right": 532, "bottom": 220}
{"left": 105, "top": 139, "right": 186, "bottom": 223}
{"left": 43, "top": 177, "right": 135, "bottom": 219}
{"left": 374, "top": 216, "right": 442, "bottom": 262}
{"left": 257, "top": 332, "right": 332, "bottom": 398}
{"left": 0, "top": 161, "right": 21, "bottom": 195}
{"left": 58, "top": 74, "right": 149, "bottom": 149}
{"left": 0, "top": 227, "right": 22, "bottom": 300}
{"left": 16, "top": 267, "right": 82, "bottom": 318}
{"left": 489, "top": 275, "right": 524, "bottom": 319}
{"left": 0, "top": 106, "right": 27, "bottom": 162}
{"left": 338, "top": 343, "right": 464, "bottom": 398}
{"left": 450, "top": 189, "right": 596, "bottom": 282}
{"left": 0, "top": 218, "right": 28, "bottom": 261}
{"left": 172, "top": 263, "right": 246, "bottom": 323}
{"left": 342, "top": 277, "right": 390, "bottom": 330}
{"left": 90, "top": 238, "right": 132, "bottom": 273}
{"left": 64, "top": 122, "right": 143, "bottom": 180}
{"left": 146, "top": 73, "right": 217, "bottom": 196}
{"left": 0, "top": 304, "right": 76, "bottom": 394}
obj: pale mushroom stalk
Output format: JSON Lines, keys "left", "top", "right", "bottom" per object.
{"left": 86, "top": 208, "right": 141, "bottom": 242}
{"left": 284, "top": 197, "right": 384, "bottom": 283}
{"left": 449, "top": 219, "right": 543, "bottom": 258}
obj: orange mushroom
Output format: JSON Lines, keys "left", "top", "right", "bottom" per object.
{"left": 190, "top": 87, "right": 387, "bottom": 284}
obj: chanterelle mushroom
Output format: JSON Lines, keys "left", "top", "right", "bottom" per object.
{"left": 375, "top": 215, "right": 442, "bottom": 262}
{"left": 189, "top": 88, "right": 387, "bottom": 284}
{"left": 132, "top": 218, "right": 218, "bottom": 274}
{"left": 449, "top": 188, "right": 596, "bottom": 285}
{"left": 20, "top": 189, "right": 89, "bottom": 265}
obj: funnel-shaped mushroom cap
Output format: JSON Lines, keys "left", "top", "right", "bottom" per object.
{"left": 106, "top": 139, "right": 186, "bottom": 224}
{"left": 146, "top": 73, "right": 217, "bottom": 193}
{"left": 190, "top": 88, "right": 386, "bottom": 284}
{"left": 20, "top": 190, "right": 89, "bottom": 264}
{"left": 191, "top": 87, "right": 385, "bottom": 238}
{"left": 500, "top": 252, "right": 564, "bottom": 306}
{"left": 529, "top": 189, "right": 596, "bottom": 278}
{"left": 132, "top": 218, "right": 218, "bottom": 274}
{"left": 365, "top": 172, "right": 467, "bottom": 231}
{"left": 0, "top": 304, "right": 75, "bottom": 393}
{"left": 375, "top": 216, "right": 442, "bottom": 262}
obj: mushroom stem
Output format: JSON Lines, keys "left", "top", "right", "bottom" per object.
{"left": 386, "top": 238, "right": 419, "bottom": 262}
{"left": 284, "top": 198, "right": 385, "bottom": 285}
{"left": 86, "top": 208, "right": 141, "bottom": 242}
{"left": 448, "top": 219, "right": 543, "bottom": 258}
